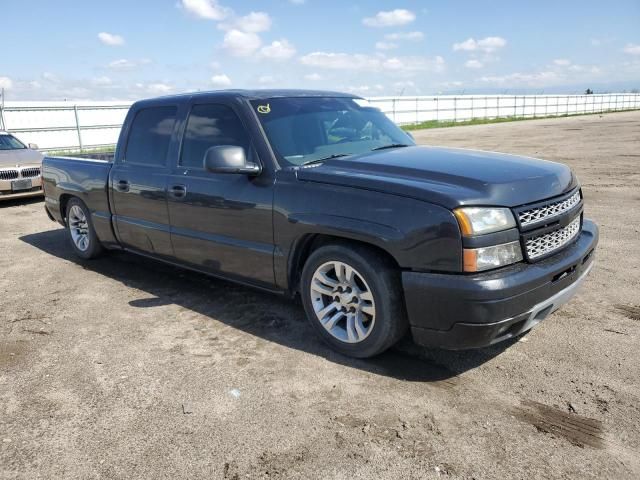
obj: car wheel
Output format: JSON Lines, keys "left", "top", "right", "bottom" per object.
{"left": 300, "top": 243, "right": 408, "bottom": 358}
{"left": 66, "top": 198, "right": 104, "bottom": 259}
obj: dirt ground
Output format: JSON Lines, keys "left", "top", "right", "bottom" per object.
{"left": 1, "top": 111, "right": 639, "bottom": 479}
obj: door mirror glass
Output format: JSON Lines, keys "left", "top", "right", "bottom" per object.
{"left": 28, "top": 143, "right": 39, "bottom": 150}
{"left": 203, "top": 145, "right": 261, "bottom": 175}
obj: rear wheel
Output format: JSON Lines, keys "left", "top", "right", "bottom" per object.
{"left": 66, "top": 198, "right": 104, "bottom": 259}
{"left": 300, "top": 243, "right": 407, "bottom": 358}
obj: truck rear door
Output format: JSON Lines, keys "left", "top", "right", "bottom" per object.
{"left": 109, "top": 104, "right": 177, "bottom": 257}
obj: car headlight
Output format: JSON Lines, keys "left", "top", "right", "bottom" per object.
{"left": 453, "top": 207, "right": 517, "bottom": 236}
{"left": 463, "top": 241, "right": 523, "bottom": 272}
{"left": 454, "top": 207, "right": 522, "bottom": 272}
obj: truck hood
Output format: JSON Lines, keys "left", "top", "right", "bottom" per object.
{"left": 0, "top": 148, "right": 44, "bottom": 167}
{"left": 295, "top": 146, "right": 576, "bottom": 209}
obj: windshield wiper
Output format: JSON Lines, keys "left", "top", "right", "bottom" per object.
{"left": 302, "top": 153, "right": 351, "bottom": 166}
{"left": 371, "top": 144, "right": 411, "bottom": 151}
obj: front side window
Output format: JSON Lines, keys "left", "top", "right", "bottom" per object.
{"left": 0, "top": 134, "right": 27, "bottom": 151}
{"left": 180, "top": 104, "right": 252, "bottom": 169}
{"left": 250, "top": 97, "right": 414, "bottom": 166}
{"left": 125, "top": 106, "right": 177, "bottom": 165}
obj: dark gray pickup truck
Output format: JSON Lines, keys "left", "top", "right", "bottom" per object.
{"left": 43, "top": 90, "right": 598, "bottom": 357}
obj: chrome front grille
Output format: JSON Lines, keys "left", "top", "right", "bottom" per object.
{"left": 0, "top": 169, "right": 20, "bottom": 181}
{"left": 525, "top": 216, "right": 581, "bottom": 260}
{"left": 20, "top": 167, "right": 41, "bottom": 178}
{"left": 519, "top": 190, "right": 581, "bottom": 228}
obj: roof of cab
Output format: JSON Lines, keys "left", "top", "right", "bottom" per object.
{"left": 132, "top": 89, "right": 361, "bottom": 107}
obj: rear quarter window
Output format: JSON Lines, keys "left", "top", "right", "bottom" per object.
{"left": 124, "top": 106, "right": 177, "bottom": 166}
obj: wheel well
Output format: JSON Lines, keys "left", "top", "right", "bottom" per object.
{"left": 289, "top": 234, "right": 400, "bottom": 294}
{"left": 59, "top": 194, "right": 86, "bottom": 225}
{"left": 59, "top": 194, "right": 74, "bottom": 225}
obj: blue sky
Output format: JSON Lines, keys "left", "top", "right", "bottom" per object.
{"left": 1, "top": 0, "right": 639, "bottom": 100}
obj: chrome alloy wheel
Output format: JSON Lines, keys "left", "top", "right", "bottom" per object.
{"left": 68, "top": 205, "right": 90, "bottom": 252}
{"left": 310, "top": 261, "right": 376, "bottom": 343}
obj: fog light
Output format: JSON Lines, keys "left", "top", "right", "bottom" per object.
{"left": 463, "top": 241, "right": 523, "bottom": 272}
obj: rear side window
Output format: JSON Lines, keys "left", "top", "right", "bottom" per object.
{"left": 180, "top": 104, "right": 251, "bottom": 168}
{"left": 125, "top": 106, "right": 177, "bottom": 165}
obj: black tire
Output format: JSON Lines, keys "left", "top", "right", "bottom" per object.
{"left": 65, "top": 197, "right": 104, "bottom": 259}
{"left": 300, "top": 242, "right": 408, "bottom": 358}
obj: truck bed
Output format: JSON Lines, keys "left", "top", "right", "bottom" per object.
{"left": 42, "top": 155, "right": 113, "bottom": 230}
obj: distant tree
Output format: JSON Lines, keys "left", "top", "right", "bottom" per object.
{"left": 585, "top": 88, "right": 594, "bottom": 95}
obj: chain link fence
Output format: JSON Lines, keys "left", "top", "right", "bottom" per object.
{"left": 1, "top": 93, "right": 639, "bottom": 152}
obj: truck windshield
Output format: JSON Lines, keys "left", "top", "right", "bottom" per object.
{"left": 0, "top": 134, "right": 27, "bottom": 151}
{"left": 250, "top": 97, "right": 414, "bottom": 166}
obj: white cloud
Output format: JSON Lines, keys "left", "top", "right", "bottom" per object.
{"left": 222, "top": 11, "right": 272, "bottom": 33}
{"left": 98, "top": 32, "right": 125, "bottom": 46}
{"left": 147, "top": 83, "right": 173, "bottom": 94}
{"left": 384, "top": 31, "right": 423, "bottom": 41}
{"left": 304, "top": 73, "right": 322, "bottom": 81}
{"left": 465, "top": 59, "right": 483, "bottom": 69}
{"left": 383, "top": 55, "right": 445, "bottom": 73}
{"left": 42, "top": 72, "right": 60, "bottom": 83}
{"left": 260, "top": 39, "right": 296, "bottom": 60}
{"left": 300, "top": 52, "right": 381, "bottom": 70}
{"left": 393, "top": 80, "right": 415, "bottom": 89}
{"left": 222, "top": 29, "right": 262, "bottom": 57}
{"left": 92, "top": 76, "right": 113, "bottom": 86}
{"left": 289, "top": 0, "right": 305, "bottom": 4}
{"left": 363, "top": 9, "right": 415, "bottom": 27}
{"left": 211, "top": 74, "right": 232, "bottom": 87}
{"left": 343, "top": 84, "right": 385, "bottom": 94}
{"left": 179, "top": 0, "right": 230, "bottom": 20}
{"left": 623, "top": 43, "right": 640, "bottom": 55}
{"left": 258, "top": 75, "right": 276, "bottom": 85}
{"left": 375, "top": 41, "right": 398, "bottom": 51}
{"left": 107, "top": 59, "right": 151, "bottom": 70}
{"left": 568, "top": 64, "right": 601, "bottom": 74}
{"left": 300, "top": 52, "right": 444, "bottom": 73}
{"left": 0, "top": 76, "right": 13, "bottom": 89}
{"left": 553, "top": 58, "right": 571, "bottom": 66}
{"left": 453, "top": 36, "right": 506, "bottom": 53}
{"left": 479, "top": 71, "right": 561, "bottom": 86}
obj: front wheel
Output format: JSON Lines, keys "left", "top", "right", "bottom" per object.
{"left": 66, "top": 198, "right": 104, "bottom": 259}
{"left": 300, "top": 243, "right": 407, "bottom": 358}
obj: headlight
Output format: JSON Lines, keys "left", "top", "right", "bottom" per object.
{"left": 454, "top": 207, "right": 516, "bottom": 236}
{"left": 463, "top": 241, "right": 523, "bottom": 272}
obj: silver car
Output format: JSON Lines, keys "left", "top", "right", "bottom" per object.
{"left": 0, "top": 131, "right": 44, "bottom": 201}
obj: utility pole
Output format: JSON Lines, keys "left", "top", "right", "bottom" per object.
{"left": 0, "top": 87, "right": 5, "bottom": 130}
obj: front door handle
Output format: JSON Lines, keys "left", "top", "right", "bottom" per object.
{"left": 169, "top": 184, "right": 187, "bottom": 199}
{"left": 116, "top": 179, "right": 130, "bottom": 192}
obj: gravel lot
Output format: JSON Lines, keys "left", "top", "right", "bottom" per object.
{"left": 1, "top": 111, "right": 639, "bottom": 479}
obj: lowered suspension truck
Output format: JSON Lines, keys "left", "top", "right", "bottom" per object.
{"left": 42, "top": 90, "right": 598, "bottom": 358}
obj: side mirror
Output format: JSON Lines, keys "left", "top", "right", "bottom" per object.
{"left": 203, "top": 145, "right": 261, "bottom": 175}
{"left": 28, "top": 143, "right": 39, "bottom": 150}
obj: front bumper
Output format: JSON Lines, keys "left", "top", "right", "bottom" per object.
{"left": 0, "top": 176, "right": 43, "bottom": 201}
{"left": 404, "top": 219, "right": 598, "bottom": 350}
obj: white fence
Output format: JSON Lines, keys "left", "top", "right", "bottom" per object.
{"left": 368, "top": 93, "right": 640, "bottom": 125}
{"left": 1, "top": 93, "right": 639, "bottom": 152}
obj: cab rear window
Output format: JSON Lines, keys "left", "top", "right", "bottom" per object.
{"left": 124, "top": 107, "right": 177, "bottom": 166}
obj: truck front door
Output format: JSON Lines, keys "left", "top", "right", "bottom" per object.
{"left": 166, "top": 102, "right": 275, "bottom": 287}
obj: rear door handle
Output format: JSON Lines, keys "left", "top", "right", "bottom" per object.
{"left": 169, "top": 184, "right": 187, "bottom": 199}
{"left": 116, "top": 180, "right": 130, "bottom": 192}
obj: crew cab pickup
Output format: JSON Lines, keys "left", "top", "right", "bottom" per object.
{"left": 42, "top": 90, "right": 598, "bottom": 358}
